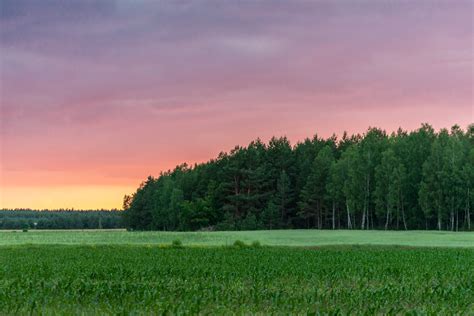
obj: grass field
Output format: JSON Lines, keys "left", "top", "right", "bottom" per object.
{"left": 1, "top": 229, "right": 474, "bottom": 247}
{"left": 1, "top": 230, "right": 473, "bottom": 314}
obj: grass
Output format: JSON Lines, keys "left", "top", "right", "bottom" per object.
{"left": 0, "top": 229, "right": 473, "bottom": 247}
{"left": 1, "top": 245, "right": 473, "bottom": 314}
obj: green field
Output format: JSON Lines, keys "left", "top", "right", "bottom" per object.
{"left": 1, "top": 230, "right": 473, "bottom": 314}
{"left": 1, "top": 229, "right": 474, "bottom": 247}
{"left": 1, "top": 245, "right": 473, "bottom": 314}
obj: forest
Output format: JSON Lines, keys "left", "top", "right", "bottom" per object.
{"left": 123, "top": 123, "right": 473, "bottom": 231}
{"left": 0, "top": 209, "right": 123, "bottom": 230}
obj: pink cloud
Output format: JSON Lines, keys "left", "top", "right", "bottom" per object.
{"left": 1, "top": 0, "right": 472, "bottom": 208}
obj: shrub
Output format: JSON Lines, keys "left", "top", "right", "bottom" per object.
{"left": 251, "top": 241, "right": 261, "bottom": 248}
{"left": 233, "top": 240, "right": 247, "bottom": 248}
{"left": 171, "top": 239, "right": 183, "bottom": 248}
{"left": 22, "top": 229, "right": 28, "bottom": 233}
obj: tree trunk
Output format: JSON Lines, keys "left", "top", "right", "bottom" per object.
{"left": 361, "top": 210, "right": 366, "bottom": 230}
{"left": 400, "top": 192, "right": 407, "bottom": 230}
{"left": 315, "top": 210, "right": 320, "bottom": 229}
{"left": 385, "top": 203, "right": 390, "bottom": 230}
{"left": 234, "top": 176, "right": 240, "bottom": 218}
{"left": 456, "top": 210, "right": 459, "bottom": 232}
{"left": 437, "top": 210, "right": 442, "bottom": 231}
{"left": 319, "top": 204, "right": 323, "bottom": 229}
{"left": 450, "top": 210, "right": 454, "bottom": 232}
{"left": 466, "top": 187, "right": 471, "bottom": 230}
{"left": 281, "top": 195, "right": 286, "bottom": 223}
{"left": 346, "top": 200, "right": 352, "bottom": 229}
{"left": 338, "top": 206, "right": 341, "bottom": 229}
{"left": 366, "top": 173, "right": 370, "bottom": 230}
{"left": 337, "top": 207, "right": 342, "bottom": 229}
{"left": 401, "top": 206, "right": 407, "bottom": 230}
{"left": 332, "top": 201, "right": 336, "bottom": 230}
{"left": 396, "top": 205, "right": 400, "bottom": 230}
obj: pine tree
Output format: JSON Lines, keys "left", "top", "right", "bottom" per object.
{"left": 274, "top": 170, "right": 293, "bottom": 227}
{"left": 124, "top": 123, "right": 471, "bottom": 232}
{"left": 326, "top": 160, "right": 346, "bottom": 229}
{"left": 419, "top": 130, "right": 450, "bottom": 230}
{"left": 262, "top": 199, "right": 279, "bottom": 229}
{"left": 463, "top": 149, "right": 473, "bottom": 230}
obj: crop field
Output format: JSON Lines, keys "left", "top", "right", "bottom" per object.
{"left": 1, "top": 229, "right": 474, "bottom": 247}
{"left": 1, "top": 244, "right": 473, "bottom": 314}
{"left": 1, "top": 231, "right": 473, "bottom": 314}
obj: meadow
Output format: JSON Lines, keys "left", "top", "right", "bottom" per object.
{"left": 0, "top": 230, "right": 474, "bottom": 247}
{"left": 1, "top": 229, "right": 474, "bottom": 247}
{"left": 1, "top": 230, "right": 473, "bottom": 314}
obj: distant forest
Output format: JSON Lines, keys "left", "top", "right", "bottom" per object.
{"left": 0, "top": 209, "right": 123, "bottom": 230}
{"left": 123, "top": 123, "right": 473, "bottom": 231}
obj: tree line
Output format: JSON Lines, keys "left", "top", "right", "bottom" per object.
{"left": 0, "top": 209, "right": 123, "bottom": 230}
{"left": 123, "top": 123, "right": 473, "bottom": 231}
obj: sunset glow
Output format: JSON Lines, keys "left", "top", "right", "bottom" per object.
{"left": 1, "top": 0, "right": 472, "bottom": 209}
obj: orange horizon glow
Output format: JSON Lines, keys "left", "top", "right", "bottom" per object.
{"left": 1, "top": 185, "right": 136, "bottom": 210}
{"left": 2, "top": 121, "right": 472, "bottom": 209}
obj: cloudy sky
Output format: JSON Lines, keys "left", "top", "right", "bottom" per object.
{"left": 1, "top": 0, "right": 472, "bottom": 209}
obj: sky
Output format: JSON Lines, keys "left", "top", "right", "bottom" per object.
{"left": 0, "top": 0, "right": 473, "bottom": 209}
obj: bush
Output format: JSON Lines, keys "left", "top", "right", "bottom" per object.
{"left": 22, "top": 229, "right": 28, "bottom": 233}
{"left": 233, "top": 240, "right": 247, "bottom": 248}
{"left": 171, "top": 239, "right": 183, "bottom": 248}
{"left": 251, "top": 241, "right": 261, "bottom": 248}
